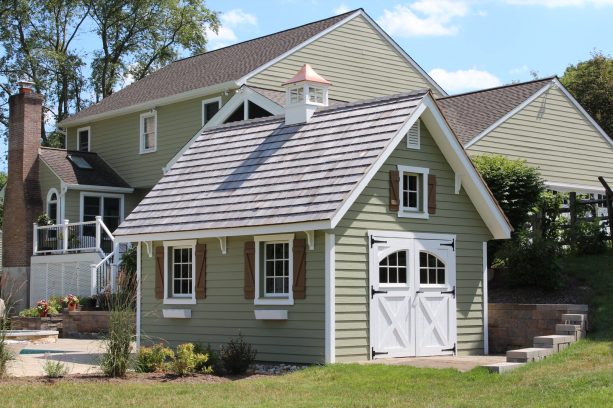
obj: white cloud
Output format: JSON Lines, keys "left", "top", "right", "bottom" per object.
{"left": 429, "top": 68, "right": 502, "bottom": 93}
{"left": 334, "top": 4, "right": 351, "bottom": 14}
{"left": 206, "top": 9, "right": 258, "bottom": 50}
{"left": 378, "top": 1, "right": 469, "bottom": 37}
{"left": 505, "top": 0, "right": 613, "bottom": 7}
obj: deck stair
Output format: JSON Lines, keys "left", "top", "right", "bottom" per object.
{"left": 482, "top": 311, "right": 588, "bottom": 374}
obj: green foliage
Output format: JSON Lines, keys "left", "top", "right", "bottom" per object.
{"left": 170, "top": 343, "right": 212, "bottom": 376}
{"left": 533, "top": 190, "right": 566, "bottom": 241}
{"left": 195, "top": 343, "right": 222, "bottom": 374}
{"left": 135, "top": 343, "right": 174, "bottom": 373}
{"left": 472, "top": 155, "right": 545, "bottom": 232}
{"left": 36, "top": 213, "right": 53, "bottom": 226}
{"left": 219, "top": 334, "right": 257, "bottom": 375}
{"left": 561, "top": 51, "right": 613, "bottom": 139}
{"left": 494, "top": 230, "right": 563, "bottom": 290}
{"left": 43, "top": 358, "right": 69, "bottom": 378}
{"left": 564, "top": 221, "right": 608, "bottom": 256}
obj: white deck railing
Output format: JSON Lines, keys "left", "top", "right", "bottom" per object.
{"left": 33, "top": 216, "right": 114, "bottom": 256}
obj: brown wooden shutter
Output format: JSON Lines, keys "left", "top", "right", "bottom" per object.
{"left": 195, "top": 243, "right": 206, "bottom": 299}
{"left": 244, "top": 241, "right": 255, "bottom": 299}
{"left": 428, "top": 174, "right": 437, "bottom": 214}
{"left": 155, "top": 246, "right": 165, "bottom": 299}
{"left": 389, "top": 170, "right": 400, "bottom": 211}
{"left": 292, "top": 239, "right": 307, "bottom": 299}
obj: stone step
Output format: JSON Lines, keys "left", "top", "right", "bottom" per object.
{"left": 533, "top": 334, "right": 575, "bottom": 352}
{"left": 506, "top": 347, "right": 553, "bottom": 363}
{"left": 561, "top": 313, "right": 588, "bottom": 330}
{"left": 556, "top": 323, "right": 585, "bottom": 340}
{"left": 482, "top": 362, "right": 525, "bottom": 374}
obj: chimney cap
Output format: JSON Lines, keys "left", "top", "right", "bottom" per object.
{"left": 17, "top": 80, "right": 35, "bottom": 94}
{"left": 283, "top": 64, "right": 331, "bottom": 86}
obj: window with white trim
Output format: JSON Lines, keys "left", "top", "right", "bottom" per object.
{"left": 255, "top": 234, "right": 294, "bottom": 305}
{"left": 398, "top": 165, "right": 429, "bottom": 218}
{"left": 140, "top": 111, "right": 157, "bottom": 153}
{"left": 77, "top": 127, "right": 90, "bottom": 152}
{"left": 163, "top": 240, "right": 196, "bottom": 304}
{"left": 202, "top": 97, "right": 221, "bottom": 126}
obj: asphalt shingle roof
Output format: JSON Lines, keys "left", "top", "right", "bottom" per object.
{"left": 115, "top": 91, "right": 428, "bottom": 236}
{"left": 61, "top": 11, "right": 355, "bottom": 126}
{"left": 39, "top": 148, "right": 131, "bottom": 188}
{"left": 437, "top": 77, "right": 554, "bottom": 145}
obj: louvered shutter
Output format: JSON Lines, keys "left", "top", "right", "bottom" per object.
{"left": 428, "top": 174, "right": 437, "bottom": 214}
{"left": 292, "top": 239, "right": 307, "bottom": 299}
{"left": 155, "top": 246, "right": 165, "bottom": 299}
{"left": 407, "top": 120, "right": 420, "bottom": 149}
{"left": 195, "top": 244, "right": 206, "bottom": 299}
{"left": 244, "top": 241, "right": 255, "bottom": 299}
{"left": 390, "top": 170, "right": 400, "bottom": 211}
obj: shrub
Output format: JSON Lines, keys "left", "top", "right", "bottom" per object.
{"left": 43, "top": 358, "right": 69, "bottom": 378}
{"left": 195, "top": 343, "right": 222, "bottom": 374}
{"left": 135, "top": 343, "right": 174, "bottom": 373}
{"left": 219, "top": 334, "right": 257, "bottom": 375}
{"left": 171, "top": 343, "right": 211, "bottom": 376}
{"left": 564, "top": 220, "right": 608, "bottom": 256}
{"left": 99, "top": 295, "right": 134, "bottom": 377}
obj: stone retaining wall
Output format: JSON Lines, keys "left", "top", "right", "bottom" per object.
{"left": 10, "top": 310, "right": 111, "bottom": 338}
{"left": 10, "top": 316, "right": 63, "bottom": 332}
{"left": 488, "top": 304, "right": 588, "bottom": 354}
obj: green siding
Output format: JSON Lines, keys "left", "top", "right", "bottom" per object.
{"left": 247, "top": 15, "right": 442, "bottom": 101}
{"left": 334, "top": 124, "right": 492, "bottom": 362}
{"left": 468, "top": 87, "right": 613, "bottom": 190}
{"left": 140, "top": 232, "right": 326, "bottom": 363}
{"left": 66, "top": 91, "right": 231, "bottom": 189}
{"left": 38, "top": 160, "right": 61, "bottom": 210}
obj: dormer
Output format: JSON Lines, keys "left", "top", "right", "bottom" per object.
{"left": 282, "top": 64, "right": 331, "bottom": 125}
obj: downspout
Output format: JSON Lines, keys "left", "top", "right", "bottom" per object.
{"left": 136, "top": 241, "right": 142, "bottom": 351}
{"left": 483, "top": 241, "right": 489, "bottom": 355}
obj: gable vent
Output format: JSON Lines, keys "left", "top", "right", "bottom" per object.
{"left": 407, "top": 120, "right": 420, "bottom": 149}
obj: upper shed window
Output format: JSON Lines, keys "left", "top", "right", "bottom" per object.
{"left": 390, "top": 165, "right": 436, "bottom": 220}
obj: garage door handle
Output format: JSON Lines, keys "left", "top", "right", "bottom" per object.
{"left": 371, "top": 286, "right": 388, "bottom": 299}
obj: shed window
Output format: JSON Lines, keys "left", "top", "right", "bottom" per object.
{"left": 419, "top": 252, "right": 446, "bottom": 285}
{"left": 172, "top": 247, "right": 193, "bottom": 297}
{"left": 264, "top": 242, "right": 290, "bottom": 296}
{"left": 379, "top": 250, "right": 408, "bottom": 285}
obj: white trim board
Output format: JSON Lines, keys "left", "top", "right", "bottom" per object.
{"left": 545, "top": 181, "right": 606, "bottom": 194}
{"left": 325, "top": 232, "right": 336, "bottom": 364}
{"left": 482, "top": 241, "right": 489, "bottom": 355}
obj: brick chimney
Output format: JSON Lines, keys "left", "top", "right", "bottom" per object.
{"left": 2, "top": 81, "right": 43, "bottom": 309}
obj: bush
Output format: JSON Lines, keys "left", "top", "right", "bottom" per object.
{"left": 135, "top": 343, "right": 174, "bottom": 373}
{"left": 564, "top": 221, "right": 608, "bottom": 256}
{"left": 43, "top": 358, "right": 69, "bottom": 378}
{"left": 100, "top": 296, "right": 134, "bottom": 377}
{"left": 219, "top": 334, "right": 257, "bottom": 375}
{"left": 494, "top": 231, "right": 563, "bottom": 290}
{"left": 195, "top": 343, "right": 222, "bottom": 374}
{"left": 170, "top": 343, "right": 211, "bottom": 376}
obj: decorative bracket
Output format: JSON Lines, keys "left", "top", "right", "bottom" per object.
{"left": 454, "top": 173, "right": 462, "bottom": 195}
{"left": 218, "top": 237, "right": 227, "bottom": 255}
{"left": 144, "top": 241, "right": 153, "bottom": 257}
{"left": 305, "top": 230, "right": 315, "bottom": 250}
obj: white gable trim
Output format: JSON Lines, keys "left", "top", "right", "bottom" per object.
{"left": 552, "top": 78, "right": 613, "bottom": 149}
{"left": 464, "top": 81, "right": 553, "bottom": 148}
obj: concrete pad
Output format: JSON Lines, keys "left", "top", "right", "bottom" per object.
{"left": 6, "top": 338, "right": 106, "bottom": 377}
{"left": 360, "top": 355, "right": 506, "bottom": 372}
{"left": 482, "top": 362, "right": 524, "bottom": 374}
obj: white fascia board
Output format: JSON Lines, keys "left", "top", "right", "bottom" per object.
{"left": 114, "top": 220, "right": 331, "bottom": 243}
{"left": 64, "top": 184, "right": 134, "bottom": 194}
{"left": 421, "top": 97, "right": 512, "bottom": 239}
{"left": 464, "top": 81, "right": 553, "bottom": 148}
{"left": 552, "top": 78, "right": 613, "bottom": 149}
{"left": 162, "top": 86, "right": 285, "bottom": 174}
{"left": 59, "top": 81, "right": 238, "bottom": 128}
{"left": 329, "top": 101, "right": 427, "bottom": 228}
{"left": 237, "top": 11, "right": 363, "bottom": 86}
{"left": 545, "top": 181, "right": 605, "bottom": 194}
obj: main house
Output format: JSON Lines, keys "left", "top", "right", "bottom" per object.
{"left": 1, "top": 8, "right": 610, "bottom": 361}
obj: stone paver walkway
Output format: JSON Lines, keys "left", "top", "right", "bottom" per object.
{"left": 361, "top": 355, "right": 506, "bottom": 372}
{"left": 7, "top": 338, "right": 105, "bottom": 377}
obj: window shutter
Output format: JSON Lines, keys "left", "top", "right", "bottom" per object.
{"left": 407, "top": 120, "right": 420, "bottom": 149}
{"left": 292, "top": 239, "right": 307, "bottom": 299}
{"left": 428, "top": 174, "right": 437, "bottom": 214}
{"left": 389, "top": 170, "right": 400, "bottom": 211}
{"left": 244, "top": 241, "right": 255, "bottom": 299}
{"left": 195, "top": 243, "right": 206, "bottom": 299}
{"left": 155, "top": 246, "right": 164, "bottom": 299}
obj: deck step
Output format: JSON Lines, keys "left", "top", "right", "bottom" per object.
{"left": 482, "top": 362, "right": 525, "bottom": 374}
{"left": 533, "top": 335, "right": 575, "bottom": 351}
{"left": 556, "top": 323, "right": 585, "bottom": 340}
{"left": 506, "top": 347, "right": 553, "bottom": 363}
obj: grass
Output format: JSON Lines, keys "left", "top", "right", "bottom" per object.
{"left": 0, "top": 251, "right": 611, "bottom": 407}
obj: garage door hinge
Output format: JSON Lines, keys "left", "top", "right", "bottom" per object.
{"left": 371, "top": 347, "right": 389, "bottom": 359}
{"left": 442, "top": 343, "right": 456, "bottom": 354}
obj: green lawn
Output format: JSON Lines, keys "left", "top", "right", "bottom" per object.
{"left": 1, "top": 251, "right": 612, "bottom": 408}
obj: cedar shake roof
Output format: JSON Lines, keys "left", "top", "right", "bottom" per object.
{"left": 60, "top": 11, "right": 355, "bottom": 126}
{"left": 39, "top": 147, "right": 131, "bottom": 188}
{"left": 437, "top": 77, "right": 554, "bottom": 145}
{"left": 115, "top": 91, "right": 428, "bottom": 236}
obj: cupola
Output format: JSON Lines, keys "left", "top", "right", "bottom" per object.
{"left": 282, "top": 64, "right": 330, "bottom": 125}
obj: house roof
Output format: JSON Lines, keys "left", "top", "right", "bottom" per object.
{"left": 59, "top": 10, "right": 356, "bottom": 127}
{"left": 39, "top": 147, "right": 131, "bottom": 189}
{"left": 437, "top": 77, "right": 554, "bottom": 145}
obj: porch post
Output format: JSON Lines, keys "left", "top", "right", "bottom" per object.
{"left": 95, "top": 216, "right": 102, "bottom": 251}
{"left": 63, "top": 219, "right": 69, "bottom": 252}
{"left": 90, "top": 264, "right": 97, "bottom": 296}
{"left": 32, "top": 222, "right": 38, "bottom": 255}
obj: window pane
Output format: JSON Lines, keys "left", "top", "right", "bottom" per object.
{"left": 399, "top": 267, "right": 407, "bottom": 283}
{"left": 247, "top": 101, "right": 272, "bottom": 119}
{"left": 420, "top": 269, "right": 427, "bottom": 284}
{"left": 408, "top": 175, "right": 417, "bottom": 190}
{"left": 409, "top": 192, "right": 417, "bottom": 208}
{"left": 78, "top": 130, "right": 89, "bottom": 152}
{"left": 266, "top": 277, "right": 274, "bottom": 293}
{"left": 379, "top": 267, "right": 387, "bottom": 284}
{"left": 266, "top": 243, "right": 274, "bottom": 259}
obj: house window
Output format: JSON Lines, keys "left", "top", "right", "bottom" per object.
{"left": 77, "top": 127, "right": 90, "bottom": 152}
{"left": 81, "top": 193, "right": 123, "bottom": 253}
{"left": 163, "top": 240, "right": 196, "bottom": 304}
{"left": 46, "top": 189, "right": 59, "bottom": 225}
{"left": 419, "top": 252, "right": 446, "bottom": 285}
{"left": 398, "top": 165, "right": 429, "bottom": 218}
{"left": 202, "top": 97, "right": 221, "bottom": 126}
{"left": 255, "top": 234, "right": 294, "bottom": 305}
{"left": 140, "top": 111, "right": 157, "bottom": 153}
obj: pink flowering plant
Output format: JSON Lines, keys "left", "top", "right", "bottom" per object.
{"left": 36, "top": 300, "right": 50, "bottom": 316}
{"left": 64, "top": 294, "right": 79, "bottom": 306}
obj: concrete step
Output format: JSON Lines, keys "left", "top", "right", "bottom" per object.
{"left": 556, "top": 323, "right": 585, "bottom": 340}
{"left": 482, "top": 362, "right": 525, "bottom": 374}
{"left": 506, "top": 347, "right": 553, "bottom": 363}
{"left": 561, "top": 313, "right": 588, "bottom": 330}
{"left": 533, "top": 334, "right": 575, "bottom": 352}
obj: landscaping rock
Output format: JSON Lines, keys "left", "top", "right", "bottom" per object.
{"left": 253, "top": 363, "right": 306, "bottom": 375}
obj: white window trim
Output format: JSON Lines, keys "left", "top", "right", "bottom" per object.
{"left": 201, "top": 96, "right": 222, "bottom": 126}
{"left": 139, "top": 111, "right": 157, "bottom": 154}
{"left": 254, "top": 233, "right": 294, "bottom": 306}
{"left": 77, "top": 126, "right": 91, "bottom": 152}
{"left": 79, "top": 192, "right": 125, "bottom": 224}
{"left": 163, "top": 240, "right": 197, "bottom": 305}
{"left": 398, "top": 165, "right": 429, "bottom": 219}
{"left": 46, "top": 188, "right": 60, "bottom": 223}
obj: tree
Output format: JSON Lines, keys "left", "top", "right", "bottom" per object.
{"left": 560, "top": 51, "right": 613, "bottom": 139}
